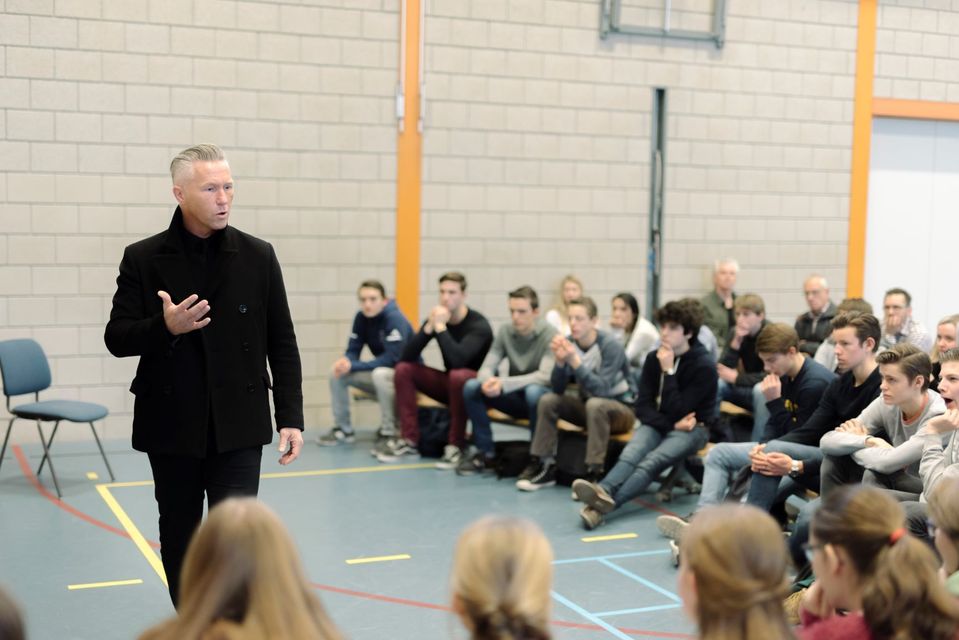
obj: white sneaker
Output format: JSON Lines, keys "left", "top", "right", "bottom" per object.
{"left": 435, "top": 444, "right": 463, "bottom": 470}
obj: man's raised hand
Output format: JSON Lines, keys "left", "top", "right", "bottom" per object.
{"left": 158, "top": 290, "right": 211, "bottom": 335}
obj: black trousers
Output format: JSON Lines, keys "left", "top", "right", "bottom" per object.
{"left": 820, "top": 453, "right": 923, "bottom": 500}
{"left": 148, "top": 446, "right": 262, "bottom": 607}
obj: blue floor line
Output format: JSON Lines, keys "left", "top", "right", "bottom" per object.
{"left": 552, "top": 548, "right": 670, "bottom": 565}
{"left": 594, "top": 603, "right": 682, "bottom": 617}
{"left": 598, "top": 558, "right": 681, "bottom": 603}
{"left": 550, "top": 590, "right": 635, "bottom": 640}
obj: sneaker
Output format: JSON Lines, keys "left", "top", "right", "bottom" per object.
{"left": 668, "top": 539, "right": 680, "bottom": 567}
{"left": 375, "top": 438, "right": 421, "bottom": 463}
{"left": 515, "top": 460, "right": 556, "bottom": 492}
{"left": 571, "top": 479, "right": 616, "bottom": 514}
{"left": 370, "top": 437, "right": 397, "bottom": 457}
{"left": 580, "top": 505, "right": 604, "bottom": 530}
{"left": 375, "top": 427, "right": 397, "bottom": 440}
{"left": 456, "top": 451, "right": 494, "bottom": 476}
{"left": 435, "top": 444, "right": 464, "bottom": 470}
{"left": 656, "top": 513, "right": 691, "bottom": 541}
{"left": 316, "top": 427, "right": 355, "bottom": 447}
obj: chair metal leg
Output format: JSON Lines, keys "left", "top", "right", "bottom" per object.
{"left": 35, "top": 421, "right": 62, "bottom": 498}
{"left": 0, "top": 418, "right": 15, "bottom": 473}
{"left": 88, "top": 421, "right": 115, "bottom": 482}
{"left": 36, "top": 421, "right": 60, "bottom": 478}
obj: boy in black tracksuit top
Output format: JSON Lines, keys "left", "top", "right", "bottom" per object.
{"left": 572, "top": 298, "right": 718, "bottom": 529}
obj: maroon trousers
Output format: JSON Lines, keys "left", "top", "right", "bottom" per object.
{"left": 394, "top": 362, "right": 476, "bottom": 447}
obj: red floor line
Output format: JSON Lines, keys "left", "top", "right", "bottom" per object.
{"left": 632, "top": 497, "right": 680, "bottom": 518}
{"left": 312, "top": 583, "right": 694, "bottom": 638}
{"left": 12, "top": 445, "right": 162, "bottom": 549}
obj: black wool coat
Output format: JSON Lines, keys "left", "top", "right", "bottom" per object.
{"left": 104, "top": 209, "right": 303, "bottom": 458}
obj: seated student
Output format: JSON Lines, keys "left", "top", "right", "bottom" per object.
{"left": 819, "top": 343, "right": 946, "bottom": 499}
{"left": 799, "top": 485, "right": 959, "bottom": 640}
{"left": 607, "top": 292, "right": 659, "bottom": 379}
{"left": 678, "top": 504, "right": 795, "bottom": 640}
{"left": 814, "top": 298, "right": 873, "bottom": 372}
{"left": 932, "top": 315, "right": 959, "bottom": 392}
{"left": 449, "top": 515, "right": 553, "bottom": 640}
{"left": 458, "top": 286, "right": 556, "bottom": 475}
{"left": 717, "top": 293, "right": 771, "bottom": 441}
{"left": 515, "top": 296, "right": 633, "bottom": 491}
{"left": 572, "top": 299, "right": 716, "bottom": 529}
{"left": 893, "top": 347, "right": 959, "bottom": 540}
{"left": 880, "top": 286, "right": 933, "bottom": 352}
{"left": 544, "top": 274, "right": 584, "bottom": 336}
{"left": 795, "top": 275, "right": 837, "bottom": 358}
{"left": 700, "top": 258, "right": 739, "bottom": 353}
{"left": 318, "top": 279, "right": 414, "bottom": 446}
{"left": 138, "top": 498, "right": 342, "bottom": 640}
{"left": 377, "top": 271, "right": 493, "bottom": 466}
{"left": 0, "top": 585, "right": 25, "bottom": 640}
{"left": 929, "top": 476, "right": 959, "bottom": 597}
{"left": 654, "top": 323, "right": 834, "bottom": 536}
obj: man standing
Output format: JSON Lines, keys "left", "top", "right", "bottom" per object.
{"left": 795, "top": 275, "right": 836, "bottom": 357}
{"left": 700, "top": 258, "right": 738, "bottom": 352}
{"left": 104, "top": 144, "right": 304, "bottom": 606}
{"left": 880, "top": 287, "right": 933, "bottom": 352}
{"left": 458, "top": 286, "right": 555, "bottom": 475}
{"left": 377, "top": 272, "right": 493, "bottom": 466}
{"left": 318, "top": 280, "right": 413, "bottom": 446}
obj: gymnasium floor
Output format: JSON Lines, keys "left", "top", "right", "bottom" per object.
{"left": 0, "top": 425, "right": 698, "bottom": 639}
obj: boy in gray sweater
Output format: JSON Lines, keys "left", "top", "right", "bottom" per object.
{"left": 458, "top": 286, "right": 556, "bottom": 475}
{"left": 820, "top": 343, "right": 946, "bottom": 498}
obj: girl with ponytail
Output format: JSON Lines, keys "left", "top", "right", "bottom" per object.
{"left": 677, "top": 504, "right": 795, "bottom": 640}
{"left": 800, "top": 484, "right": 959, "bottom": 639}
{"left": 450, "top": 516, "right": 553, "bottom": 640}
{"left": 928, "top": 475, "right": 959, "bottom": 597}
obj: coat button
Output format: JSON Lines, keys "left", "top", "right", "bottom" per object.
{"left": 238, "top": 304, "right": 247, "bottom": 314}
{"left": 242, "top": 342, "right": 250, "bottom": 351}
{"left": 247, "top": 383, "right": 255, "bottom": 392}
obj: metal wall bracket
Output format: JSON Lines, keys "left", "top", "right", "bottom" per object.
{"left": 600, "top": 0, "right": 726, "bottom": 49}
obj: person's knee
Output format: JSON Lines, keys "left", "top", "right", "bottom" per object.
{"left": 462, "top": 377, "right": 482, "bottom": 399}
{"left": 394, "top": 361, "right": 415, "bottom": 381}
{"left": 448, "top": 368, "right": 475, "bottom": 388}
{"left": 584, "top": 397, "right": 605, "bottom": 418}
{"left": 371, "top": 366, "right": 393, "bottom": 385}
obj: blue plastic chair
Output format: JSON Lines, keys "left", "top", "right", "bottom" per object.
{"left": 0, "top": 339, "right": 114, "bottom": 497}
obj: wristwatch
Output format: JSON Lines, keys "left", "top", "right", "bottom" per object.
{"left": 788, "top": 460, "right": 802, "bottom": 479}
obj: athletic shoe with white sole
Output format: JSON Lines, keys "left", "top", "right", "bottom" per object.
{"left": 571, "top": 479, "right": 616, "bottom": 514}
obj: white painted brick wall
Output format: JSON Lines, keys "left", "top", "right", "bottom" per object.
{"left": 0, "top": 0, "right": 399, "bottom": 445}
{"left": 1, "top": 0, "right": 955, "bottom": 448}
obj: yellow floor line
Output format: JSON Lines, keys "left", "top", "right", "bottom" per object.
{"left": 96, "top": 485, "right": 167, "bottom": 586}
{"left": 260, "top": 462, "right": 435, "bottom": 479}
{"left": 100, "top": 462, "right": 436, "bottom": 488}
{"left": 581, "top": 533, "right": 638, "bottom": 543}
{"left": 68, "top": 579, "right": 143, "bottom": 591}
{"left": 85, "top": 472, "right": 99, "bottom": 480}
{"left": 345, "top": 554, "right": 412, "bottom": 565}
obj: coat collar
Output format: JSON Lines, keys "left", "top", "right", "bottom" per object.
{"left": 153, "top": 207, "right": 239, "bottom": 300}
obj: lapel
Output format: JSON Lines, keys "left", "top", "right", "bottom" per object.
{"left": 152, "top": 208, "right": 194, "bottom": 303}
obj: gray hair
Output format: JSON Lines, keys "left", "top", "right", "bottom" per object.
{"left": 713, "top": 258, "right": 739, "bottom": 274}
{"left": 804, "top": 274, "right": 829, "bottom": 290}
{"left": 170, "top": 143, "right": 227, "bottom": 183}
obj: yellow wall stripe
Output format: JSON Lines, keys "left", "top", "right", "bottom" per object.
{"left": 846, "top": 0, "right": 877, "bottom": 297}
{"left": 395, "top": 0, "right": 422, "bottom": 323}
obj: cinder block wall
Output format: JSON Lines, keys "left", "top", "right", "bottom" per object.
{"left": 0, "top": 0, "right": 954, "bottom": 442}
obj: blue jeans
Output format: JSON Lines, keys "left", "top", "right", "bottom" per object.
{"left": 699, "top": 439, "right": 822, "bottom": 510}
{"left": 746, "top": 441, "right": 822, "bottom": 511}
{"left": 717, "top": 379, "right": 770, "bottom": 441}
{"left": 600, "top": 424, "right": 708, "bottom": 509}
{"left": 463, "top": 379, "right": 548, "bottom": 456}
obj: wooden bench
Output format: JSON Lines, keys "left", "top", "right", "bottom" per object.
{"left": 555, "top": 418, "right": 635, "bottom": 444}
{"left": 720, "top": 400, "right": 752, "bottom": 417}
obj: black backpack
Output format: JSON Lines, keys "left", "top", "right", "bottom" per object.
{"left": 416, "top": 406, "right": 450, "bottom": 458}
{"left": 493, "top": 440, "right": 531, "bottom": 478}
